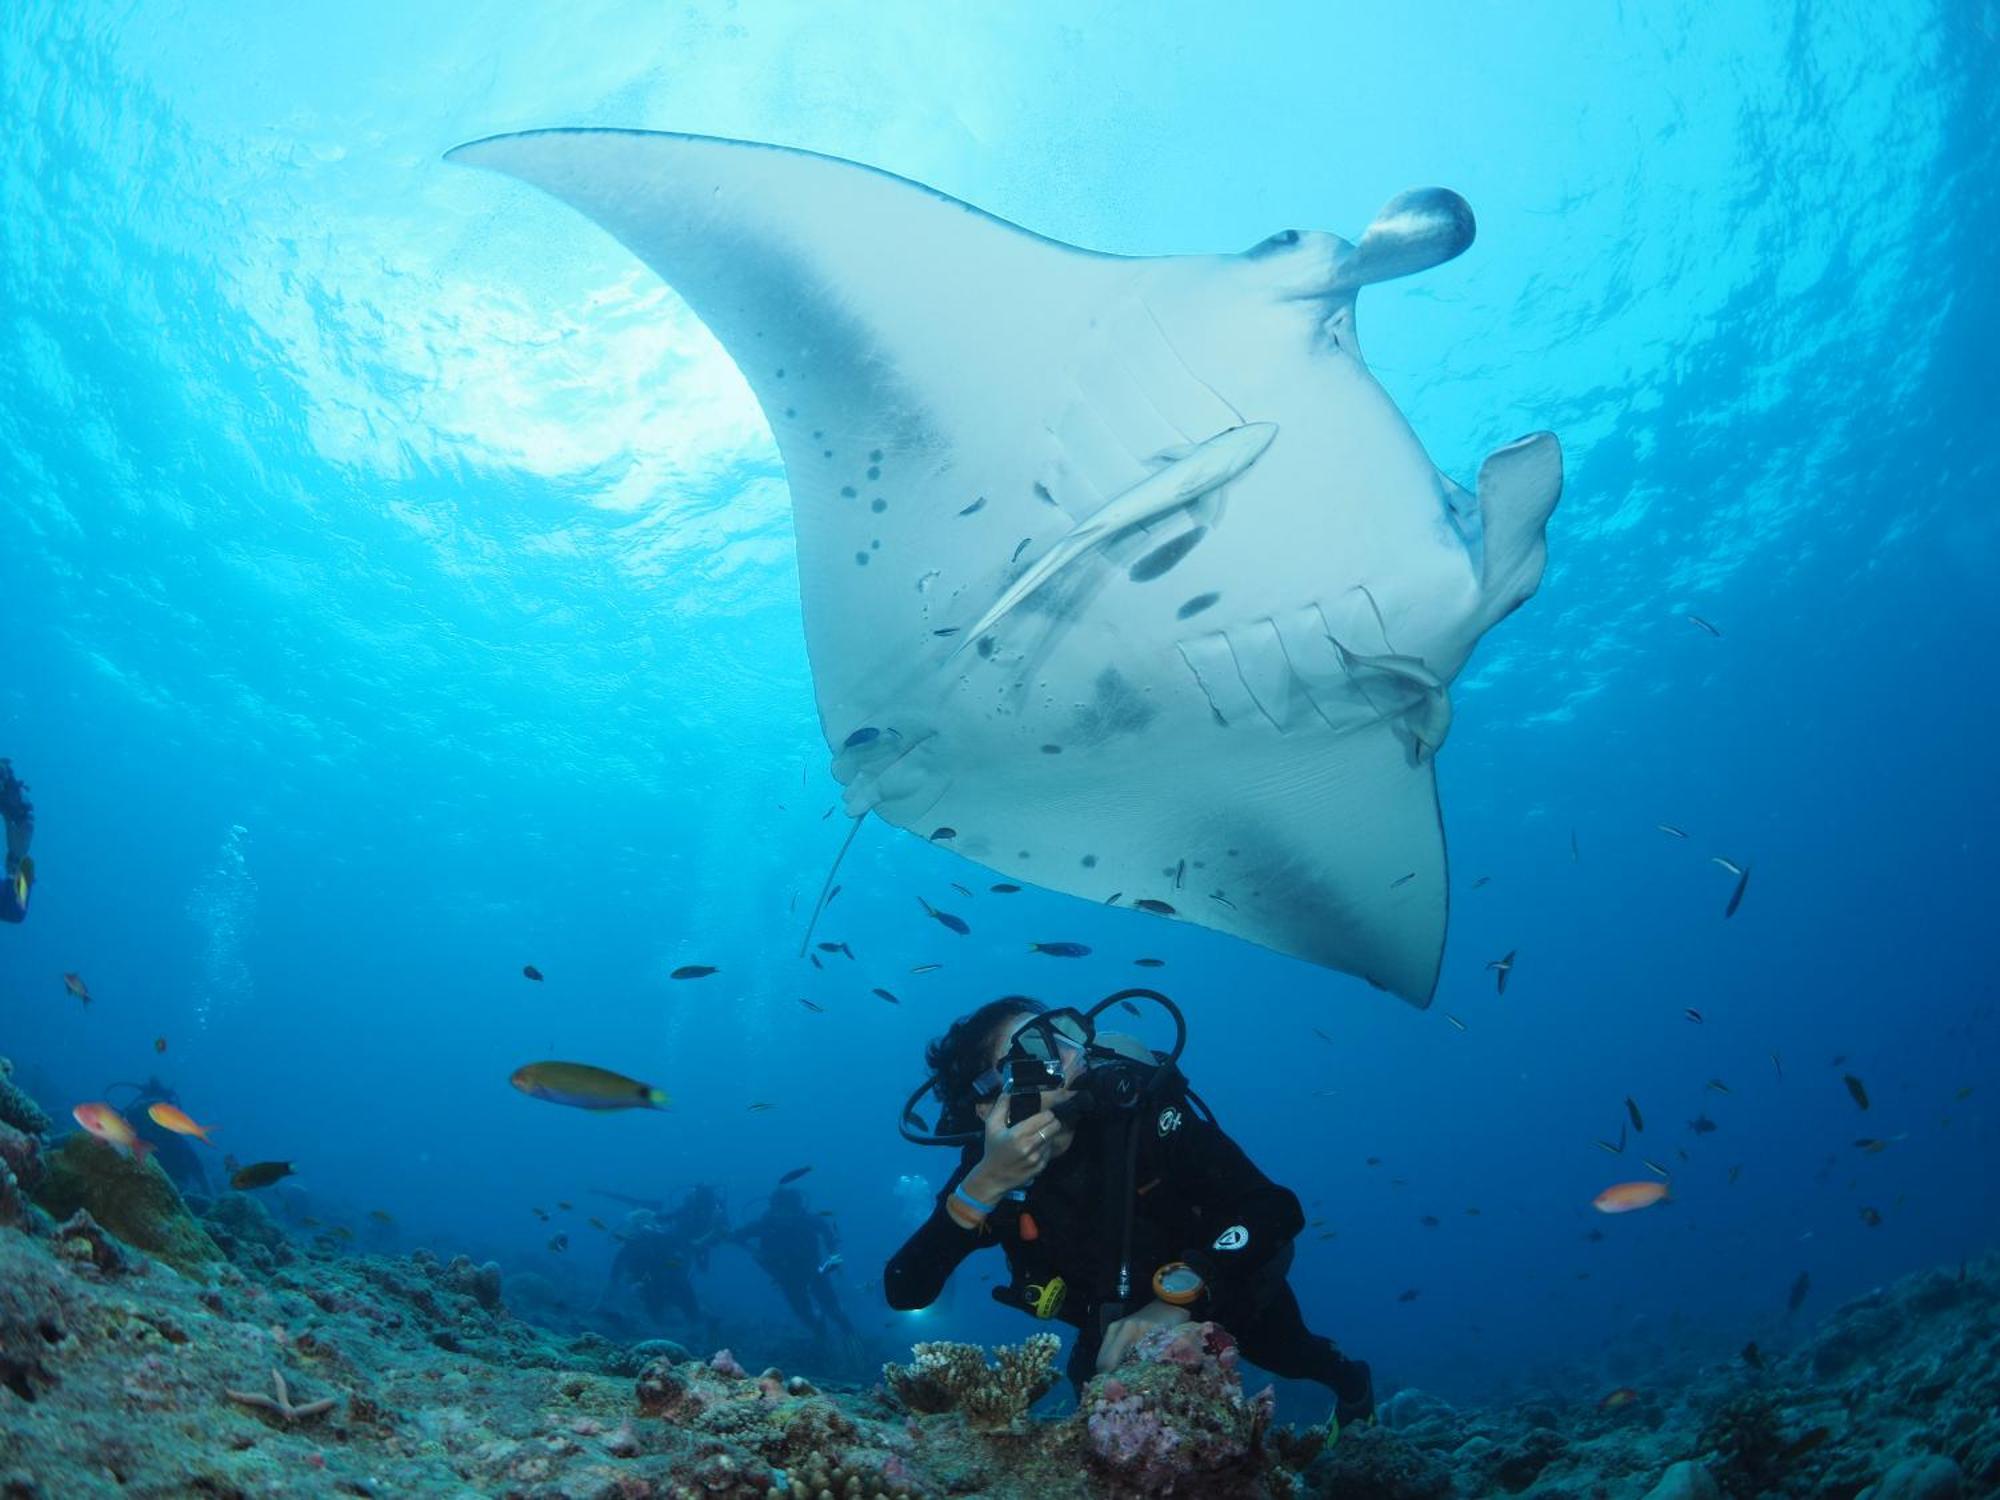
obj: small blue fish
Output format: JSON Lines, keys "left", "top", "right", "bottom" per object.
{"left": 1030, "top": 941, "right": 1092, "bottom": 958}
{"left": 919, "top": 898, "right": 970, "bottom": 936}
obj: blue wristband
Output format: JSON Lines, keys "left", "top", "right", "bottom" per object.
{"left": 953, "top": 1184, "right": 998, "bottom": 1217}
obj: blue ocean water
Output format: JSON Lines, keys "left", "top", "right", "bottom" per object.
{"left": 1, "top": 0, "right": 1994, "bottom": 1416}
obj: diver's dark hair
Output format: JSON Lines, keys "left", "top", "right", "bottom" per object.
{"left": 925, "top": 996, "right": 1048, "bottom": 1134}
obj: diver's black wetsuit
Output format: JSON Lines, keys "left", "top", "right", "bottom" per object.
{"left": 734, "top": 1196, "right": 851, "bottom": 1336}
{"left": 886, "top": 1100, "right": 1364, "bottom": 1399}
{"left": 609, "top": 1226, "right": 703, "bottom": 1324}
{"left": 605, "top": 1190, "right": 727, "bottom": 1331}
{"left": 1, "top": 759, "right": 32, "bottom": 924}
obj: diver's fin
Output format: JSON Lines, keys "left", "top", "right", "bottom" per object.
{"left": 1473, "top": 432, "right": 1563, "bottom": 628}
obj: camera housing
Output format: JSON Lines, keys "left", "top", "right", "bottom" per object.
{"left": 1005, "top": 1056, "right": 1065, "bottom": 1126}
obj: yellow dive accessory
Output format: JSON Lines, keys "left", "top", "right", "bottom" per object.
{"left": 1152, "top": 1262, "right": 1205, "bottom": 1306}
{"left": 1027, "top": 1276, "right": 1066, "bottom": 1319}
{"left": 11, "top": 856, "right": 30, "bottom": 907}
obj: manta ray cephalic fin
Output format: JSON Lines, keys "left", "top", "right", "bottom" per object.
{"left": 1472, "top": 432, "right": 1563, "bottom": 629}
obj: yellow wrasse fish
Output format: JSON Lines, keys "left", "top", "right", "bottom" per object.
{"left": 146, "top": 1102, "right": 218, "bottom": 1143}
{"left": 510, "top": 1061, "right": 670, "bottom": 1112}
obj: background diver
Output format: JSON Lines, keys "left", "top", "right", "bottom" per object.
{"left": 598, "top": 1184, "right": 729, "bottom": 1343}
{"left": 730, "top": 1185, "right": 853, "bottom": 1340}
{"left": 1, "top": 759, "right": 34, "bottom": 923}
{"left": 885, "top": 992, "right": 1376, "bottom": 1435}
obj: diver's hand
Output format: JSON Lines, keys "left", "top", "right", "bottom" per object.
{"left": 1095, "top": 1300, "right": 1192, "bottom": 1373}
{"left": 965, "top": 1105, "right": 1063, "bottom": 1202}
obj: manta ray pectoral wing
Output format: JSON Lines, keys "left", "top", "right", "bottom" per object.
{"left": 446, "top": 127, "right": 1129, "bottom": 737}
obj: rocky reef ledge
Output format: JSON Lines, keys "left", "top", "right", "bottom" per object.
{"left": 0, "top": 1060, "right": 1994, "bottom": 1498}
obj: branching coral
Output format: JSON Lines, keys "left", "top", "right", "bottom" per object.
{"left": 883, "top": 1333, "right": 1061, "bottom": 1430}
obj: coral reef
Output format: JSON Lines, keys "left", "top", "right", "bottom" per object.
{"left": 0, "top": 1059, "right": 51, "bottom": 1236}
{"left": 0, "top": 1056, "right": 51, "bottom": 1136}
{"left": 1296, "top": 1254, "right": 1998, "bottom": 1500}
{"left": 1079, "top": 1321, "right": 1280, "bottom": 1497}
{"left": 0, "top": 1060, "right": 1992, "bottom": 1499}
{"left": 883, "top": 1332, "right": 1061, "bottom": 1429}
{"left": 30, "top": 1134, "right": 222, "bottom": 1274}
{"left": 199, "top": 1188, "right": 294, "bottom": 1274}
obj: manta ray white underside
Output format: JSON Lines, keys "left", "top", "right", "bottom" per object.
{"left": 448, "top": 129, "right": 1562, "bottom": 1006}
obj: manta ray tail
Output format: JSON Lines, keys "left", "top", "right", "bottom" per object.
{"left": 797, "top": 814, "right": 865, "bottom": 957}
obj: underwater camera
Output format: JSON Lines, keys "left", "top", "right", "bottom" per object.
{"left": 900, "top": 989, "right": 1188, "bottom": 1148}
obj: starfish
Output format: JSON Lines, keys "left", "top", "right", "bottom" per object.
{"left": 225, "top": 1366, "right": 337, "bottom": 1424}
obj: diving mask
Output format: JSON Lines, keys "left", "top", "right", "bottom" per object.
{"left": 969, "top": 1009, "right": 1091, "bottom": 1124}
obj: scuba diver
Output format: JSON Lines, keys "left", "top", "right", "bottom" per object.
{"left": 730, "top": 1186, "right": 852, "bottom": 1339}
{"left": 886, "top": 991, "right": 1376, "bottom": 1436}
{"left": 599, "top": 1185, "right": 729, "bottom": 1340}
{"left": 104, "top": 1077, "right": 210, "bottom": 1197}
{"left": 1, "top": 759, "right": 34, "bottom": 923}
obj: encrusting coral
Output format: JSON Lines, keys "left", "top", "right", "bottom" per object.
{"left": 1080, "top": 1320, "right": 1280, "bottom": 1497}
{"left": 31, "top": 1132, "right": 223, "bottom": 1273}
{"left": 884, "top": 1332, "right": 1062, "bottom": 1430}
{"left": 0, "top": 1056, "right": 51, "bottom": 1136}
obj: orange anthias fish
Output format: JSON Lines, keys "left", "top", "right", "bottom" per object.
{"left": 146, "top": 1102, "right": 218, "bottom": 1144}
{"left": 63, "top": 972, "right": 92, "bottom": 1005}
{"left": 72, "top": 1103, "right": 151, "bottom": 1161}
{"left": 1599, "top": 1387, "right": 1641, "bottom": 1409}
{"left": 1592, "top": 1181, "right": 1671, "bottom": 1215}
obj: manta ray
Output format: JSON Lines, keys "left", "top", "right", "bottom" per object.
{"left": 448, "top": 130, "right": 1561, "bottom": 1006}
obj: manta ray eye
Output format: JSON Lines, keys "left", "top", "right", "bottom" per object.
{"left": 1250, "top": 229, "right": 1301, "bottom": 256}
